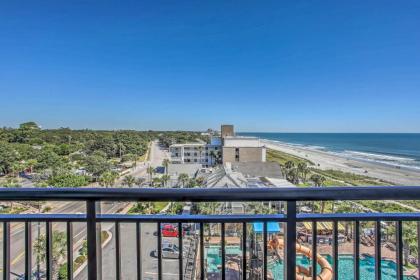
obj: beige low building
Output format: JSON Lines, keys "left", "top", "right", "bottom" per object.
{"left": 222, "top": 135, "right": 266, "bottom": 163}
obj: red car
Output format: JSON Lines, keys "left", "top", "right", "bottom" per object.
{"left": 162, "top": 224, "right": 183, "bottom": 237}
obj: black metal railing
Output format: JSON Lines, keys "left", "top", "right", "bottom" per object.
{"left": 1, "top": 186, "right": 420, "bottom": 280}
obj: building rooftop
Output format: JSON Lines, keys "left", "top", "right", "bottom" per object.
{"left": 231, "top": 162, "right": 283, "bottom": 179}
{"left": 167, "top": 163, "right": 202, "bottom": 177}
{"left": 170, "top": 142, "right": 206, "bottom": 147}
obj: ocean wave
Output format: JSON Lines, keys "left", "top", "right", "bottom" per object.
{"left": 261, "top": 138, "right": 420, "bottom": 170}
{"left": 262, "top": 139, "right": 326, "bottom": 151}
{"left": 340, "top": 151, "right": 420, "bottom": 170}
{"left": 343, "top": 151, "right": 416, "bottom": 162}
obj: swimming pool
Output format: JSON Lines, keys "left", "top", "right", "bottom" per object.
{"left": 205, "top": 245, "right": 242, "bottom": 273}
{"left": 205, "top": 247, "right": 417, "bottom": 279}
{"left": 268, "top": 254, "right": 417, "bottom": 280}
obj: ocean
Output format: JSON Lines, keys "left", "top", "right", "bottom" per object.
{"left": 238, "top": 133, "right": 420, "bottom": 170}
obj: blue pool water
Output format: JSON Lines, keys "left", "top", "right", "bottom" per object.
{"left": 268, "top": 255, "right": 417, "bottom": 280}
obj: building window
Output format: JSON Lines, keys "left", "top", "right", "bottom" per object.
{"left": 175, "top": 153, "right": 179, "bottom": 157}
{"left": 194, "top": 159, "right": 197, "bottom": 162}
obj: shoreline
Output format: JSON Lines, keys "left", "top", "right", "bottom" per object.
{"left": 262, "top": 139, "right": 420, "bottom": 186}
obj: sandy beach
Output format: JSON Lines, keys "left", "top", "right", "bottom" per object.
{"left": 263, "top": 140, "right": 420, "bottom": 186}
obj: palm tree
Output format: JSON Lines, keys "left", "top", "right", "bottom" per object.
{"left": 122, "top": 175, "right": 136, "bottom": 187}
{"left": 26, "top": 159, "right": 38, "bottom": 174}
{"left": 161, "top": 174, "right": 170, "bottom": 187}
{"left": 310, "top": 174, "right": 327, "bottom": 213}
{"left": 187, "top": 178, "right": 197, "bottom": 188}
{"left": 152, "top": 177, "right": 162, "bottom": 187}
{"left": 177, "top": 173, "right": 189, "bottom": 188}
{"left": 284, "top": 161, "right": 295, "bottom": 170}
{"left": 310, "top": 174, "right": 326, "bottom": 187}
{"left": 286, "top": 168, "right": 299, "bottom": 184}
{"left": 11, "top": 162, "right": 24, "bottom": 178}
{"left": 99, "top": 171, "right": 119, "bottom": 188}
{"left": 162, "top": 159, "right": 170, "bottom": 174}
{"left": 117, "top": 142, "right": 126, "bottom": 160}
{"left": 196, "top": 177, "right": 205, "bottom": 186}
{"left": 147, "top": 166, "right": 155, "bottom": 185}
{"left": 297, "top": 162, "right": 309, "bottom": 183}
{"left": 34, "top": 231, "right": 67, "bottom": 277}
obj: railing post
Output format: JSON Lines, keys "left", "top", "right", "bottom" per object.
{"left": 285, "top": 201, "right": 297, "bottom": 280}
{"left": 87, "top": 200, "right": 102, "bottom": 280}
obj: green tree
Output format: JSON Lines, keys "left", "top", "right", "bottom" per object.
{"left": 122, "top": 175, "right": 136, "bottom": 187}
{"left": 84, "top": 153, "right": 111, "bottom": 179}
{"left": 147, "top": 166, "right": 155, "bottom": 184}
{"left": 297, "top": 162, "right": 309, "bottom": 183}
{"left": 117, "top": 142, "right": 126, "bottom": 159}
{"left": 0, "top": 142, "right": 19, "bottom": 175}
{"left": 35, "top": 148, "right": 63, "bottom": 170}
{"left": 162, "top": 159, "right": 170, "bottom": 174}
{"left": 310, "top": 174, "right": 326, "bottom": 187}
{"left": 161, "top": 174, "right": 170, "bottom": 187}
{"left": 19, "top": 121, "right": 41, "bottom": 130}
{"left": 48, "top": 173, "right": 89, "bottom": 187}
{"left": 177, "top": 173, "right": 189, "bottom": 188}
{"left": 152, "top": 177, "right": 162, "bottom": 187}
{"left": 34, "top": 231, "right": 67, "bottom": 277}
{"left": 99, "top": 171, "right": 119, "bottom": 188}
{"left": 26, "top": 159, "right": 38, "bottom": 173}
{"left": 11, "top": 162, "right": 24, "bottom": 178}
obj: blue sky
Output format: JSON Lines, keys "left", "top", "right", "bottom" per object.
{"left": 0, "top": 1, "right": 419, "bottom": 132}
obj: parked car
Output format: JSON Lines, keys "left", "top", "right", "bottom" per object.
{"left": 162, "top": 224, "right": 183, "bottom": 237}
{"left": 153, "top": 243, "right": 180, "bottom": 259}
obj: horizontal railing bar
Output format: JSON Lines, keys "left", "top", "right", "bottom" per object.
{"left": 297, "top": 212, "right": 420, "bottom": 221}
{"left": 96, "top": 214, "right": 287, "bottom": 222}
{"left": 0, "top": 214, "right": 86, "bottom": 221}
{"left": 2, "top": 212, "right": 420, "bottom": 222}
{"left": 1, "top": 186, "right": 420, "bottom": 201}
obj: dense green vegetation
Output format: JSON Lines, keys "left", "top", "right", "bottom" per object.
{"left": 0, "top": 122, "right": 203, "bottom": 188}
{"left": 267, "top": 149, "right": 313, "bottom": 166}
{"left": 128, "top": 201, "right": 169, "bottom": 214}
{"left": 158, "top": 131, "right": 208, "bottom": 148}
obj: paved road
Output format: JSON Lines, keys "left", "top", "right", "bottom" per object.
{"left": 116, "top": 140, "right": 170, "bottom": 185}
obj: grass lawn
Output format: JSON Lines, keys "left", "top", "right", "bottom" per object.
{"left": 267, "top": 149, "right": 314, "bottom": 166}
{"left": 153, "top": 202, "right": 169, "bottom": 212}
{"left": 312, "top": 169, "right": 394, "bottom": 186}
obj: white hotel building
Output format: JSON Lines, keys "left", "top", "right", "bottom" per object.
{"left": 169, "top": 125, "right": 266, "bottom": 166}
